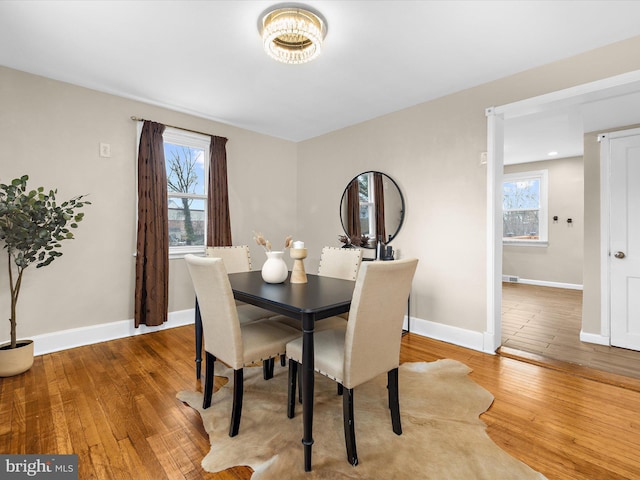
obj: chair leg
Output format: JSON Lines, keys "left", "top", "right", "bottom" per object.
{"left": 287, "top": 359, "right": 298, "bottom": 418}
{"left": 195, "top": 298, "right": 203, "bottom": 380}
{"left": 263, "top": 358, "right": 275, "bottom": 380}
{"left": 203, "top": 352, "right": 215, "bottom": 409}
{"left": 229, "top": 368, "right": 244, "bottom": 437}
{"left": 388, "top": 368, "right": 402, "bottom": 435}
{"left": 337, "top": 383, "right": 344, "bottom": 396}
{"left": 342, "top": 387, "right": 358, "bottom": 466}
{"left": 298, "top": 365, "right": 303, "bottom": 403}
{"left": 280, "top": 355, "right": 286, "bottom": 367}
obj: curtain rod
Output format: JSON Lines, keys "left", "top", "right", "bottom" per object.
{"left": 130, "top": 116, "right": 227, "bottom": 140}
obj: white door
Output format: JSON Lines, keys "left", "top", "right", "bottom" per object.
{"left": 609, "top": 131, "right": 640, "bottom": 350}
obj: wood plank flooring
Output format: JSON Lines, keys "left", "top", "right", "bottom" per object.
{"left": 501, "top": 282, "right": 640, "bottom": 380}
{"left": 2, "top": 325, "right": 640, "bottom": 479}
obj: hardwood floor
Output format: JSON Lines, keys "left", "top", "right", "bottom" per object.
{"left": 2, "top": 325, "right": 640, "bottom": 479}
{"left": 501, "top": 282, "right": 640, "bottom": 380}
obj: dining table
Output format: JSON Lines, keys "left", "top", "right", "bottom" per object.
{"left": 194, "top": 270, "right": 356, "bottom": 472}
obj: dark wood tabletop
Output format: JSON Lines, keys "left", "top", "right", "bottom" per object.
{"left": 228, "top": 271, "right": 355, "bottom": 321}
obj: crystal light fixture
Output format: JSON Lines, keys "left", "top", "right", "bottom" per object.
{"left": 259, "top": 4, "right": 327, "bottom": 64}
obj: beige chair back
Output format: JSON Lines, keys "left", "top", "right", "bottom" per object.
{"left": 318, "top": 246, "right": 363, "bottom": 281}
{"left": 206, "top": 245, "right": 252, "bottom": 273}
{"left": 185, "top": 255, "right": 244, "bottom": 369}
{"left": 343, "top": 258, "right": 418, "bottom": 388}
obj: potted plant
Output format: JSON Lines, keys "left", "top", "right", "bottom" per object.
{"left": 0, "top": 175, "right": 90, "bottom": 376}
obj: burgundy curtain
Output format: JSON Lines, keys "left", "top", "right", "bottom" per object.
{"left": 374, "top": 172, "right": 386, "bottom": 241}
{"left": 207, "top": 135, "right": 232, "bottom": 247}
{"left": 134, "top": 121, "right": 169, "bottom": 327}
{"left": 346, "top": 179, "right": 361, "bottom": 239}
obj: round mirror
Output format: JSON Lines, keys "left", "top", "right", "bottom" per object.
{"left": 339, "top": 171, "right": 405, "bottom": 248}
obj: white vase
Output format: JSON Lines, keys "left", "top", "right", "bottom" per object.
{"left": 261, "top": 251, "right": 288, "bottom": 283}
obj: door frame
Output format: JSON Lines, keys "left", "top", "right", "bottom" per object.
{"left": 485, "top": 70, "right": 640, "bottom": 352}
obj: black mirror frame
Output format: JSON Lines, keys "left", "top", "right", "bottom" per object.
{"left": 339, "top": 170, "right": 405, "bottom": 249}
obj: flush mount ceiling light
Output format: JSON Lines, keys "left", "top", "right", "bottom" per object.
{"left": 258, "top": 3, "right": 327, "bottom": 64}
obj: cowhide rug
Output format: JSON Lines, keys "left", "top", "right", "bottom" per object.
{"left": 177, "top": 359, "right": 546, "bottom": 479}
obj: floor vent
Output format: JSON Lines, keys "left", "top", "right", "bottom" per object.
{"left": 502, "top": 275, "right": 519, "bottom": 283}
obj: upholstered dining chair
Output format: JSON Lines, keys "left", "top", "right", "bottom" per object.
{"left": 318, "top": 246, "right": 363, "bottom": 320}
{"left": 185, "top": 255, "right": 301, "bottom": 437}
{"left": 285, "top": 258, "right": 418, "bottom": 465}
{"left": 205, "top": 245, "right": 275, "bottom": 322}
{"left": 318, "top": 246, "right": 363, "bottom": 282}
{"left": 205, "top": 245, "right": 254, "bottom": 272}
{"left": 199, "top": 245, "right": 282, "bottom": 378}
{"left": 275, "top": 246, "right": 363, "bottom": 335}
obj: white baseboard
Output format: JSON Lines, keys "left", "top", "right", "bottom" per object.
{"left": 517, "top": 278, "right": 583, "bottom": 290}
{"left": 28, "top": 310, "right": 491, "bottom": 359}
{"left": 30, "top": 309, "right": 196, "bottom": 356}
{"left": 579, "top": 330, "right": 610, "bottom": 346}
{"left": 404, "top": 316, "right": 495, "bottom": 354}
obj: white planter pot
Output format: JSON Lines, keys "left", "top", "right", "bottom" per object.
{"left": 0, "top": 339, "right": 34, "bottom": 377}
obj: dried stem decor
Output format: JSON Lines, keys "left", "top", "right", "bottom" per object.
{"left": 253, "top": 231, "right": 292, "bottom": 252}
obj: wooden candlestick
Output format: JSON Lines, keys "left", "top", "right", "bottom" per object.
{"left": 290, "top": 248, "right": 308, "bottom": 284}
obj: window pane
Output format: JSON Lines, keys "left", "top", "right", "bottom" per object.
{"left": 165, "top": 143, "right": 205, "bottom": 195}
{"left": 503, "top": 210, "right": 539, "bottom": 239}
{"left": 168, "top": 198, "right": 205, "bottom": 246}
{"left": 503, "top": 179, "right": 540, "bottom": 210}
{"left": 358, "top": 174, "right": 369, "bottom": 202}
{"left": 360, "top": 204, "right": 371, "bottom": 236}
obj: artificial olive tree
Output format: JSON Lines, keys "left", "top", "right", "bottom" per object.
{"left": 0, "top": 175, "right": 90, "bottom": 349}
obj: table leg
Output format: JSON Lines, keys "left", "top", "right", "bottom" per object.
{"left": 301, "top": 312, "right": 315, "bottom": 472}
{"left": 195, "top": 298, "right": 203, "bottom": 380}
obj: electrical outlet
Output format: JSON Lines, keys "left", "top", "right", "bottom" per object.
{"left": 100, "top": 143, "right": 111, "bottom": 158}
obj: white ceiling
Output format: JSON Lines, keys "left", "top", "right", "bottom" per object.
{"left": 2, "top": 1, "right": 640, "bottom": 163}
{"left": 504, "top": 89, "right": 640, "bottom": 164}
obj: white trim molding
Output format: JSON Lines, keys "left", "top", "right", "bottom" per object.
{"left": 517, "top": 278, "right": 583, "bottom": 290}
{"left": 27, "top": 310, "right": 494, "bottom": 359}
{"left": 485, "top": 107, "right": 503, "bottom": 353}
{"left": 27, "top": 310, "right": 496, "bottom": 359}
{"left": 29, "top": 309, "right": 195, "bottom": 356}
{"left": 580, "top": 330, "right": 610, "bottom": 346}
{"left": 406, "top": 315, "right": 496, "bottom": 355}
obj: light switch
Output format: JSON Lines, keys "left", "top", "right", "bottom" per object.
{"left": 100, "top": 143, "right": 111, "bottom": 158}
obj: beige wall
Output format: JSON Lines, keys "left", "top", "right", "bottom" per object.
{"left": 503, "top": 157, "right": 584, "bottom": 286}
{"left": 3, "top": 34, "right": 640, "bottom": 350}
{"left": 296, "top": 35, "right": 640, "bottom": 339}
{"left": 583, "top": 131, "right": 602, "bottom": 335}
{"left": 0, "top": 66, "right": 297, "bottom": 341}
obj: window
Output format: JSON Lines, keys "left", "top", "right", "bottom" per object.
{"left": 358, "top": 172, "right": 376, "bottom": 239}
{"left": 503, "top": 169, "right": 548, "bottom": 245}
{"left": 163, "top": 127, "right": 210, "bottom": 255}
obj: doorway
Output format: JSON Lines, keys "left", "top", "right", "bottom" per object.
{"left": 486, "top": 70, "right": 640, "bottom": 359}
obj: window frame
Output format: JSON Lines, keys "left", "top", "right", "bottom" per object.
{"left": 163, "top": 127, "right": 211, "bottom": 258}
{"left": 502, "top": 169, "right": 549, "bottom": 247}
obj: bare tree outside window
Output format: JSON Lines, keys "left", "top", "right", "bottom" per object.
{"left": 502, "top": 170, "right": 548, "bottom": 243}
{"left": 167, "top": 145, "right": 200, "bottom": 245}
{"left": 163, "top": 130, "right": 208, "bottom": 249}
{"left": 503, "top": 178, "right": 540, "bottom": 238}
